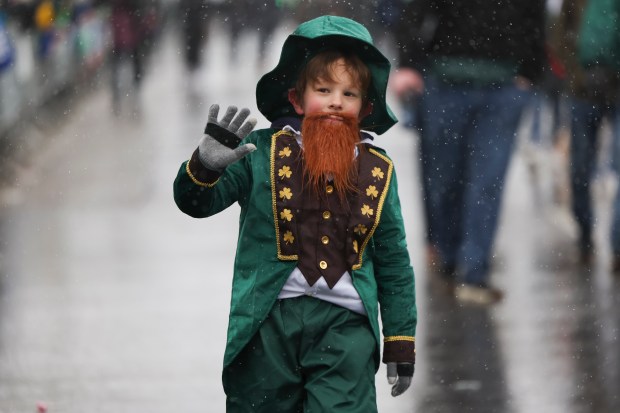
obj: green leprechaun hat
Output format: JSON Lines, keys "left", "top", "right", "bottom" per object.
{"left": 256, "top": 15, "right": 398, "bottom": 135}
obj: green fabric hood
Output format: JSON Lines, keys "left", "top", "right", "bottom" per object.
{"left": 256, "top": 15, "right": 397, "bottom": 135}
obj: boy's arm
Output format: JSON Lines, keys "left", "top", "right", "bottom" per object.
{"left": 173, "top": 105, "right": 257, "bottom": 217}
{"left": 372, "top": 167, "right": 417, "bottom": 396}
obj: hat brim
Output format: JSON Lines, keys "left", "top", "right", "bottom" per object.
{"left": 256, "top": 34, "right": 397, "bottom": 135}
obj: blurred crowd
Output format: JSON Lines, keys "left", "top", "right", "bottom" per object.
{"left": 1, "top": 0, "right": 619, "bottom": 305}
{"left": 0, "top": 0, "right": 388, "bottom": 124}
{"left": 388, "top": 0, "right": 620, "bottom": 305}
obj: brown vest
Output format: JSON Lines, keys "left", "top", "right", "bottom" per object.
{"left": 271, "top": 130, "right": 393, "bottom": 289}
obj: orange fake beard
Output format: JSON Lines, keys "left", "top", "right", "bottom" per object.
{"left": 301, "top": 112, "right": 361, "bottom": 202}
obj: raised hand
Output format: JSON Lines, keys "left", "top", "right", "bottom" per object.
{"left": 198, "top": 104, "right": 257, "bottom": 171}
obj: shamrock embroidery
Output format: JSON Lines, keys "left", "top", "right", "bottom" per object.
{"left": 279, "top": 187, "right": 293, "bottom": 200}
{"left": 280, "top": 209, "right": 293, "bottom": 222}
{"left": 354, "top": 224, "right": 368, "bottom": 235}
{"left": 366, "top": 185, "right": 378, "bottom": 199}
{"left": 371, "top": 167, "right": 384, "bottom": 180}
{"left": 283, "top": 231, "right": 295, "bottom": 244}
{"left": 279, "top": 147, "right": 292, "bottom": 157}
{"left": 361, "top": 204, "right": 374, "bottom": 217}
{"left": 278, "top": 165, "right": 292, "bottom": 179}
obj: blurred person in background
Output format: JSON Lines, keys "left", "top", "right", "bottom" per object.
{"left": 550, "top": 0, "right": 618, "bottom": 265}
{"left": 391, "top": 0, "right": 546, "bottom": 305}
{"left": 223, "top": 0, "right": 282, "bottom": 69}
{"left": 526, "top": 1, "right": 568, "bottom": 167}
{"left": 33, "top": 0, "right": 55, "bottom": 59}
{"left": 519, "top": 1, "right": 572, "bottom": 215}
{"left": 3, "top": 1, "right": 43, "bottom": 33}
{"left": 178, "top": 0, "right": 208, "bottom": 92}
{"left": 571, "top": 0, "right": 620, "bottom": 270}
{"left": 96, "top": 0, "right": 160, "bottom": 116}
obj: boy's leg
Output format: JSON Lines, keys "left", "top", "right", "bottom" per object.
{"left": 298, "top": 298, "right": 377, "bottom": 413}
{"left": 223, "top": 300, "right": 304, "bottom": 413}
{"left": 223, "top": 297, "right": 377, "bottom": 412}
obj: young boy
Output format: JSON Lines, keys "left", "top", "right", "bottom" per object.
{"left": 173, "top": 15, "right": 417, "bottom": 412}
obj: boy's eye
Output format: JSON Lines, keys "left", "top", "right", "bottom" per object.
{"left": 317, "top": 87, "right": 329, "bottom": 93}
{"left": 344, "top": 91, "right": 359, "bottom": 97}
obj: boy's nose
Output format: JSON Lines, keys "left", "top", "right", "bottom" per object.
{"left": 329, "top": 95, "right": 343, "bottom": 110}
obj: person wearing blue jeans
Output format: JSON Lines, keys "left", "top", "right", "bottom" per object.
{"left": 391, "top": 0, "right": 546, "bottom": 304}
{"left": 552, "top": 0, "right": 620, "bottom": 267}
{"left": 577, "top": 0, "right": 620, "bottom": 272}
{"left": 419, "top": 76, "right": 532, "bottom": 290}
{"left": 569, "top": 99, "right": 618, "bottom": 263}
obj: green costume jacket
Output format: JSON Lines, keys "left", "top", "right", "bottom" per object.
{"left": 173, "top": 127, "right": 417, "bottom": 370}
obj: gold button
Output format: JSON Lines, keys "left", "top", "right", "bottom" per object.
{"left": 319, "top": 260, "right": 328, "bottom": 269}
{"left": 326, "top": 185, "right": 334, "bottom": 194}
{"left": 321, "top": 236, "right": 329, "bottom": 245}
{"left": 323, "top": 211, "right": 331, "bottom": 219}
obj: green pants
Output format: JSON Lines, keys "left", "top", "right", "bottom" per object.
{"left": 223, "top": 296, "right": 377, "bottom": 412}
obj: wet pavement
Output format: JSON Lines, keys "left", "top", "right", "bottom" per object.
{"left": 1, "top": 21, "right": 620, "bottom": 413}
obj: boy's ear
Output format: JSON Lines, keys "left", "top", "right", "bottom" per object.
{"left": 359, "top": 101, "right": 373, "bottom": 120}
{"left": 288, "top": 89, "right": 304, "bottom": 115}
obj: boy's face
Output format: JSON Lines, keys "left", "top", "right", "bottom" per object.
{"left": 290, "top": 58, "right": 367, "bottom": 121}
{"left": 287, "top": 57, "right": 373, "bottom": 199}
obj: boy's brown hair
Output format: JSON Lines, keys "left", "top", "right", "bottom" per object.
{"left": 294, "top": 49, "right": 371, "bottom": 102}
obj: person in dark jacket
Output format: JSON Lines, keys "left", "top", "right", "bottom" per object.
{"left": 391, "top": 0, "right": 546, "bottom": 304}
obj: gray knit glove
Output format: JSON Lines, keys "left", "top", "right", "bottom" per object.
{"left": 198, "top": 104, "right": 257, "bottom": 171}
{"left": 387, "top": 362, "right": 414, "bottom": 397}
